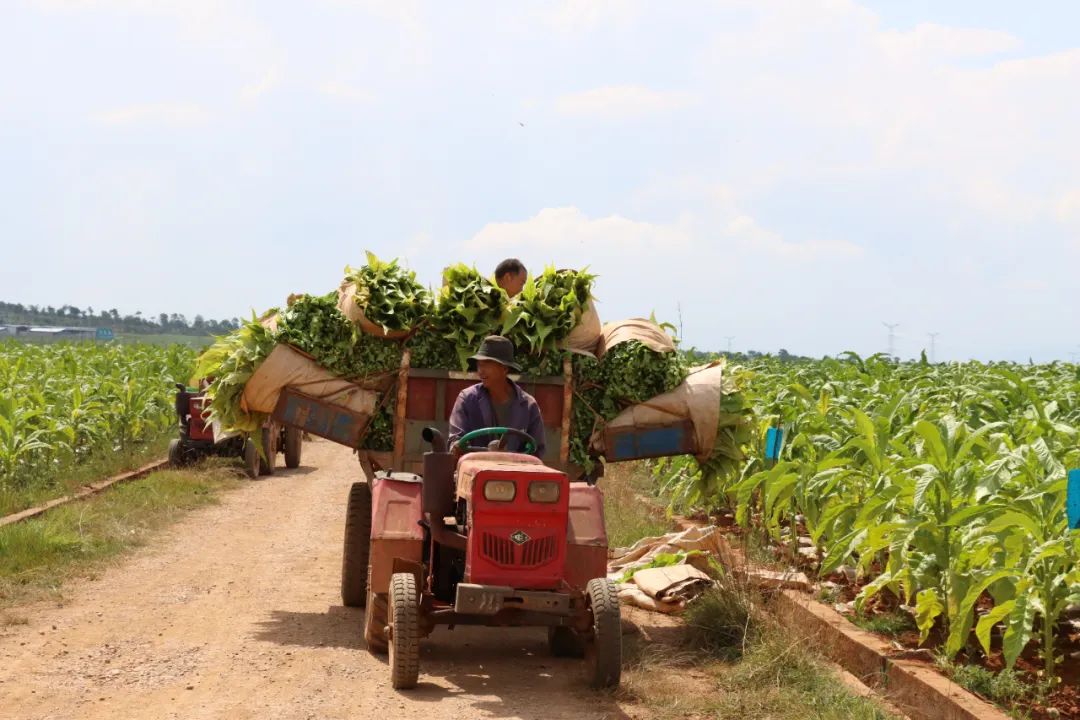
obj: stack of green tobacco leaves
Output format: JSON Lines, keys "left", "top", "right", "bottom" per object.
{"left": 502, "top": 266, "right": 595, "bottom": 356}
{"left": 192, "top": 316, "right": 277, "bottom": 433}
{"left": 342, "top": 252, "right": 433, "bottom": 334}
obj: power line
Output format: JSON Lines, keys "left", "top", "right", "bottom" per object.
{"left": 882, "top": 322, "right": 899, "bottom": 360}
{"left": 928, "top": 332, "right": 939, "bottom": 364}
{"left": 724, "top": 336, "right": 735, "bottom": 354}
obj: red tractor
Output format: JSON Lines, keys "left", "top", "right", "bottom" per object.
{"left": 169, "top": 383, "right": 302, "bottom": 478}
{"left": 340, "top": 426, "right": 621, "bottom": 690}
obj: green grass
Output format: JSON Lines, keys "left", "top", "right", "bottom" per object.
{"left": 622, "top": 577, "right": 898, "bottom": 720}
{"left": 602, "top": 461, "right": 676, "bottom": 549}
{"left": 0, "top": 460, "right": 242, "bottom": 607}
{"left": 851, "top": 609, "right": 917, "bottom": 637}
{"left": 0, "top": 430, "right": 176, "bottom": 517}
{"left": 937, "top": 664, "right": 1028, "bottom": 708}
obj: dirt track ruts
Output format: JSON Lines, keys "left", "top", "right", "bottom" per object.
{"left": 0, "top": 439, "right": 637, "bottom": 720}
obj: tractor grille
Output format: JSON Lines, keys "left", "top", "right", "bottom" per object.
{"left": 480, "top": 532, "right": 557, "bottom": 568}
{"left": 520, "top": 535, "right": 557, "bottom": 567}
{"left": 481, "top": 532, "right": 515, "bottom": 566}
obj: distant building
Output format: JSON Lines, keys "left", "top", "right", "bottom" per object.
{"left": 0, "top": 325, "right": 99, "bottom": 342}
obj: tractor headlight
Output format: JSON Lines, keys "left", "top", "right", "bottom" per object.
{"left": 483, "top": 480, "right": 516, "bottom": 502}
{"left": 528, "top": 481, "right": 561, "bottom": 503}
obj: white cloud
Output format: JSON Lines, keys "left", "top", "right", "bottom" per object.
{"left": 467, "top": 199, "right": 860, "bottom": 263}
{"left": 545, "top": 0, "right": 642, "bottom": 33}
{"left": 555, "top": 85, "right": 697, "bottom": 117}
{"left": 240, "top": 67, "right": 280, "bottom": 102}
{"left": 318, "top": 80, "right": 376, "bottom": 104}
{"left": 876, "top": 23, "right": 1021, "bottom": 60}
{"left": 91, "top": 102, "right": 208, "bottom": 127}
{"left": 468, "top": 206, "right": 692, "bottom": 252}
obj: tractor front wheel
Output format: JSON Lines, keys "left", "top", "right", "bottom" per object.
{"left": 388, "top": 572, "right": 420, "bottom": 689}
{"left": 283, "top": 425, "right": 302, "bottom": 468}
{"left": 341, "top": 482, "right": 372, "bottom": 607}
{"left": 584, "top": 578, "right": 622, "bottom": 688}
{"left": 242, "top": 438, "right": 260, "bottom": 479}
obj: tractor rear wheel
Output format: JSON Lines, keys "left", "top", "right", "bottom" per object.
{"left": 242, "top": 438, "right": 260, "bottom": 479}
{"left": 548, "top": 626, "right": 585, "bottom": 658}
{"left": 168, "top": 438, "right": 184, "bottom": 468}
{"left": 584, "top": 578, "right": 622, "bottom": 688}
{"left": 389, "top": 572, "right": 420, "bottom": 689}
{"left": 341, "top": 482, "right": 372, "bottom": 607}
{"left": 258, "top": 425, "right": 276, "bottom": 476}
{"left": 362, "top": 565, "right": 388, "bottom": 656}
{"left": 283, "top": 425, "right": 302, "bottom": 468}
{"left": 364, "top": 563, "right": 388, "bottom": 654}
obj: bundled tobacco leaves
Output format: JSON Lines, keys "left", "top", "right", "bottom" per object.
{"left": 502, "top": 267, "right": 595, "bottom": 355}
{"left": 568, "top": 341, "right": 690, "bottom": 471}
{"left": 342, "top": 252, "right": 433, "bottom": 334}
{"left": 192, "top": 316, "right": 277, "bottom": 433}
{"left": 429, "top": 264, "right": 508, "bottom": 369}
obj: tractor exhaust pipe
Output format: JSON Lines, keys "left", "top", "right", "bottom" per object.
{"left": 422, "top": 426, "right": 446, "bottom": 453}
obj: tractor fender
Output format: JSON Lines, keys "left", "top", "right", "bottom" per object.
{"left": 369, "top": 473, "right": 424, "bottom": 595}
{"left": 565, "top": 483, "right": 609, "bottom": 591}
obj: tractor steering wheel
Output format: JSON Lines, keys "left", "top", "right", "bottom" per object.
{"left": 455, "top": 427, "right": 537, "bottom": 455}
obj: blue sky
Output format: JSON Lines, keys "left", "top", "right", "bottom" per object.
{"left": 2, "top": 1, "right": 1078, "bottom": 362}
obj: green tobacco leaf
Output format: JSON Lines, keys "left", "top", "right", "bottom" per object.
{"left": 915, "top": 588, "right": 944, "bottom": 644}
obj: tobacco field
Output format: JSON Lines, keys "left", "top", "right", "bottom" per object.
{"left": 657, "top": 353, "right": 1080, "bottom": 688}
{"left": 0, "top": 341, "right": 196, "bottom": 500}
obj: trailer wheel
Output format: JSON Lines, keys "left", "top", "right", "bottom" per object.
{"left": 242, "top": 437, "right": 260, "bottom": 479}
{"left": 258, "top": 425, "right": 276, "bottom": 476}
{"left": 283, "top": 425, "right": 302, "bottom": 468}
{"left": 168, "top": 438, "right": 184, "bottom": 468}
{"left": 341, "top": 482, "right": 372, "bottom": 607}
{"left": 364, "top": 565, "right": 388, "bottom": 653}
{"left": 549, "top": 626, "right": 585, "bottom": 658}
{"left": 584, "top": 578, "right": 622, "bottom": 688}
{"left": 389, "top": 572, "right": 420, "bottom": 690}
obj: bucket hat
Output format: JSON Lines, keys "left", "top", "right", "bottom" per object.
{"left": 467, "top": 335, "right": 521, "bottom": 372}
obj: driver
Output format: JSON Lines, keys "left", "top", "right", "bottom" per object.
{"left": 448, "top": 335, "right": 546, "bottom": 459}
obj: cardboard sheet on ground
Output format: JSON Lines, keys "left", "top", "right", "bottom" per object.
{"left": 609, "top": 525, "right": 724, "bottom": 573}
{"left": 591, "top": 362, "right": 734, "bottom": 461}
{"left": 241, "top": 344, "right": 378, "bottom": 417}
{"left": 609, "top": 527, "right": 722, "bottom": 613}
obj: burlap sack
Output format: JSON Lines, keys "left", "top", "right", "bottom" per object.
{"left": 259, "top": 311, "right": 279, "bottom": 333}
{"left": 241, "top": 344, "right": 378, "bottom": 417}
{"left": 336, "top": 281, "right": 410, "bottom": 339}
{"left": 559, "top": 299, "right": 602, "bottom": 354}
{"left": 589, "top": 362, "right": 734, "bottom": 461}
{"left": 596, "top": 318, "right": 675, "bottom": 358}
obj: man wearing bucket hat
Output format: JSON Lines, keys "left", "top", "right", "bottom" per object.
{"left": 448, "top": 335, "right": 546, "bottom": 458}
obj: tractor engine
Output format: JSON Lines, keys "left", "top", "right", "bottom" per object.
{"left": 420, "top": 429, "right": 569, "bottom": 596}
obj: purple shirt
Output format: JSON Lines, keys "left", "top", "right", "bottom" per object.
{"left": 448, "top": 380, "right": 546, "bottom": 458}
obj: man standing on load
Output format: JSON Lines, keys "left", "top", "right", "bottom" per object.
{"left": 495, "top": 258, "right": 528, "bottom": 298}
{"left": 448, "top": 335, "right": 546, "bottom": 459}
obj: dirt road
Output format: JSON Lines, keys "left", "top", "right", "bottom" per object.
{"left": 0, "top": 440, "right": 637, "bottom": 720}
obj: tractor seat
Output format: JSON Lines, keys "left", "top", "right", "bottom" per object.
{"left": 455, "top": 452, "right": 544, "bottom": 498}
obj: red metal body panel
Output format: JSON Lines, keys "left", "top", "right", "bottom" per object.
{"left": 466, "top": 463, "right": 569, "bottom": 590}
{"left": 369, "top": 476, "right": 424, "bottom": 594}
{"left": 187, "top": 396, "right": 215, "bottom": 442}
{"left": 371, "top": 477, "right": 424, "bottom": 541}
{"left": 406, "top": 377, "right": 437, "bottom": 421}
{"left": 565, "top": 483, "right": 609, "bottom": 590}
